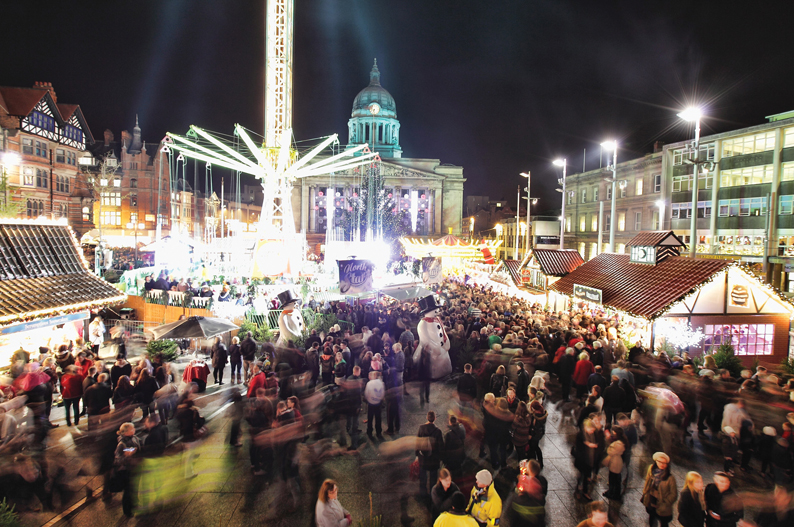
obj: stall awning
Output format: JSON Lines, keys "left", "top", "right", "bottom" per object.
{"left": 0, "top": 220, "right": 126, "bottom": 327}
{"left": 549, "top": 253, "right": 732, "bottom": 320}
{"left": 531, "top": 249, "right": 585, "bottom": 277}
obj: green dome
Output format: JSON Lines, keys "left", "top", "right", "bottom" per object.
{"left": 352, "top": 59, "right": 397, "bottom": 119}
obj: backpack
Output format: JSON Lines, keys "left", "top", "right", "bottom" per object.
{"left": 320, "top": 355, "right": 333, "bottom": 374}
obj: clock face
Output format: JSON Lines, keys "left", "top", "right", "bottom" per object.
{"left": 368, "top": 102, "right": 381, "bottom": 115}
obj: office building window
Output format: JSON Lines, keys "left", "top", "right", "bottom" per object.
{"left": 653, "top": 174, "right": 662, "bottom": 193}
{"left": 779, "top": 162, "right": 794, "bottom": 181}
{"left": 634, "top": 212, "right": 642, "bottom": 231}
{"left": 698, "top": 200, "right": 712, "bottom": 218}
{"left": 721, "top": 165, "right": 774, "bottom": 187}
{"left": 718, "top": 199, "right": 740, "bottom": 217}
{"left": 635, "top": 178, "right": 643, "bottom": 196}
{"left": 591, "top": 214, "right": 598, "bottom": 232}
{"left": 579, "top": 215, "right": 586, "bottom": 232}
{"left": 780, "top": 195, "right": 794, "bottom": 215}
{"left": 722, "top": 131, "right": 776, "bottom": 157}
{"left": 673, "top": 143, "right": 716, "bottom": 165}
{"left": 703, "top": 324, "right": 773, "bottom": 356}
{"left": 672, "top": 175, "right": 693, "bottom": 192}
{"left": 618, "top": 212, "right": 625, "bottom": 231}
{"left": 672, "top": 202, "right": 692, "bottom": 219}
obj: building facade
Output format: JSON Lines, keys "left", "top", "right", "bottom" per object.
{"left": 0, "top": 82, "right": 95, "bottom": 234}
{"left": 294, "top": 61, "right": 465, "bottom": 243}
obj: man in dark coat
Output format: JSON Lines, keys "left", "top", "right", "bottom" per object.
{"left": 456, "top": 363, "right": 478, "bottom": 407}
{"left": 240, "top": 332, "right": 258, "bottom": 384}
{"left": 558, "top": 348, "right": 576, "bottom": 402}
{"left": 515, "top": 361, "right": 531, "bottom": 403}
{"left": 602, "top": 375, "right": 626, "bottom": 426}
{"left": 704, "top": 472, "right": 743, "bottom": 527}
{"left": 211, "top": 337, "right": 228, "bottom": 385}
{"left": 84, "top": 373, "right": 113, "bottom": 429}
{"left": 415, "top": 411, "right": 445, "bottom": 501}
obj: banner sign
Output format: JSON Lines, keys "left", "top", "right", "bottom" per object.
{"left": 338, "top": 259, "right": 375, "bottom": 294}
{"left": 422, "top": 257, "right": 442, "bottom": 284}
{"left": 0, "top": 311, "right": 90, "bottom": 336}
{"left": 536, "top": 236, "right": 560, "bottom": 246}
{"left": 573, "top": 284, "right": 603, "bottom": 304}
{"left": 521, "top": 267, "right": 531, "bottom": 284}
{"left": 728, "top": 283, "right": 750, "bottom": 308}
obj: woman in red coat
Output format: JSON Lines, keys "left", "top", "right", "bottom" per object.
{"left": 60, "top": 365, "right": 84, "bottom": 426}
{"left": 572, "top": 352, "right": 595, "bottom": 402}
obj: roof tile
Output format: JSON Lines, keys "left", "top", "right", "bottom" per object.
{"left": 548, "top": 253, "right": 732, "bottom": 319}
{"left": 532, "top": 249, "right": 585, "bottom": 277}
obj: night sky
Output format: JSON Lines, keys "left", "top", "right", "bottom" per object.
{"left": 3, "top": 0, "right": 794, "bottom": 212}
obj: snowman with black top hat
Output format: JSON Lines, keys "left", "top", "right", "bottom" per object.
{"left": 276, "top": 289, "right": 304, "bottom": 347}
{"left": 413, "top": 295, "right": 452, "bottom": 379}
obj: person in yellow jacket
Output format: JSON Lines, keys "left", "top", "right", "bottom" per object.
{"left": 434, "top": 492, "right": 479, "bottom": 527}
{"left": 467, "top": 470, "right": 502, "bottom": 526}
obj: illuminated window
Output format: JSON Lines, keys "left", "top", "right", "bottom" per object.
{"left": 578, "top": 242, "right": 586, "bottom": 258}
{"left": 720, "top": 165, "right": 773, "bottom": 187}
{"left": 618, "top": 212, "right": 625, "bottom": 231}
{"left": 635, "top": 178, "right": 643, "bottom": 196}
{"left": 82, "top": 206, "right": 90, "bottom": 222}
{"left": 102, "top": 192, "right": 121, "bottom": 207}
{"left": 589, "top": 243, "right": 597, "bottom": 260}
{"left": 785, "top": 127, "right": 794, "bottom": 148}
{"left": 672, "top": 175, "right": 692, "bottom": 192}
{"left": 101, "top": 210, "right": 121, "bottom": 226}
{"left": 703, "top": 324, "right": 773, "bottom": 356}
{"left": 673, "top": 143, "right": 715, "bottom": 165}
{"left": 565, "top": 216, "right": 572, "bottom": 233}
{"left": 22, "top": 167, "right": 34, "bottom": 186}
{"left": 579, "top": 215, "right": 586, "bottom": 232}
{"left": 591, "top": 214, "right": 598, "bottom": 232}
{"left": 130, "top": 194, "right": 138, "bottom": 207}
{"left": 722, "top": 132, "right": 776, "bottom": 157}
{"left": 781, "top": 163, "right": 794, "bottom": 181}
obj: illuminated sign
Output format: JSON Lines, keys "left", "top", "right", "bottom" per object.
{"left": 573, "top": 284, "right": 602, "bottom": 304}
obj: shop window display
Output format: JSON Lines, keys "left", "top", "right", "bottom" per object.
{"left": 703, "top": 323, "right": 774, "bottom": 356}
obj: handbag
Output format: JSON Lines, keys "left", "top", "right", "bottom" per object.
{"left": 409, "top": 459, "right": 420, "bottom": 481}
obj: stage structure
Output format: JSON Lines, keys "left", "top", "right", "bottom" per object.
{"left": 165, "top": 0, "right": 378, "bottom": 276}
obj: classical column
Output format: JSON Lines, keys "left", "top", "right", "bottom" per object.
{"left": 433, "top": 187, "right": 443, "bottom": 234}
{"left": 309, "top": 186, "right": 316, "bottom": 233}
{"left": 300, "top": 180, "right": 309, "bottom": 233}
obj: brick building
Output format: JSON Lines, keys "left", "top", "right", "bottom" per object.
{"left": 0, "top": 82, "right": 95, "bottom": 234}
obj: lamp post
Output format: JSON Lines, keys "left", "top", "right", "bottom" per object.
{"left": 126, "top": 222, "right": 145, "bottom": 268}
{"left": 514, "top": 185, "right": 521, "bottom": 260}
{"left": 553, "top": 158, "right": 567, "bottom": 249}
{"left": 520, "top": 172, "right": 532, "bottom": 257}
{"left": 678, "top": 107, "right": 702, "bottom": 258}
{"left": 601, "top": 140, "right": 618, "bottom": 252}
{"left": 469, "top": 216, "right": 474, "bottom": 242}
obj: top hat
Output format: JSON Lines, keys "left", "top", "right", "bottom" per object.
{"left": 417, "top": 295, "right": 442, "bottom": 315}
{"left": 277, "top": 289, "right": 301, "bottom": 307}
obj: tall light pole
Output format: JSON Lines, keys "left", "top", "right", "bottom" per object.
{"left": 553, "top": 159, "right": 567, "bottom": 249}
{"left": 514, "top": 185, "right": 520, "bottom": 260}
{"left": 469, "top": 216, "right": 474, "bottom": 242}
{"left": 601, "top": 140, "right": 618, "bottom": 252}
{"left": 678, "top": 107, "right": 702, "bottom": 258}
{"left": 656, "top": 200, "right": 666, "bottom": 230}
{"left": 520, "top": 172, "right": 531, "bottom": 258}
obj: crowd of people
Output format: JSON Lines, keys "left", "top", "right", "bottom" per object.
{"left": 1, "top": 275, "right": 794, "bottom": 526}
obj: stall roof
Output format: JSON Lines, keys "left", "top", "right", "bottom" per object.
{"left": 627, "top": 230, "right": 686, "bottom": 248}
{"left": 548, "top": 253, "right": 732, "bottom": 319}
{"left": 531, "top": 249, "right": 585, "bottom": 277}
{"left": 0, "top": 220, "right": 126, "bottom": 326}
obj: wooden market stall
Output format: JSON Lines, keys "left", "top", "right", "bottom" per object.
{"left": 548, "top": 231, "right": 794, "bottom": 367}
{"left": 0, "top": 219, "right": 127, "bottom": 363}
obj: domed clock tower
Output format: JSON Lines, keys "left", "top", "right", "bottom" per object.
{"left": 347, "top": 59, "right": 402, "bottom": 158}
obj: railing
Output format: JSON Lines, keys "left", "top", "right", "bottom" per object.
{"left": 145, "top": 290, "right": 213, "bottom": 308}
{"left": 243, "top": 309, "right": 354, "bottom": 333}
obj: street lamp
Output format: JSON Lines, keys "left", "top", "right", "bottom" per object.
{"left": 0, "top": 151, "right": 20, "bottom": 207}
{"left": 601, "top": 140, "right": 618, "bottom": 252}
{"left": 469, "top": 216, "right": 475, "bottom": 242}
{"left": 520, "top": 172, "right": 532, "bottom": 258}
{"left": 553, "top": 158, "right": 567, "bottom": 249}
{"left": 126, "top": 222, "right": 146, "bottom": 268}
{"left": 678, "top": 107, "right": 703, "bottom": 257}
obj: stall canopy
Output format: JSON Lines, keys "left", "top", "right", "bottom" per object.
{"left": 531, "top": 249, "right": 585, "bottom": 277}
{"left": 379, "top": 283, "right": 433, "bottom": 301}
{"left": 0, "top": 220, "right": 126, "bottom": 328}
{"left": 149, "top": 316, "right": 239, "bottom": 340}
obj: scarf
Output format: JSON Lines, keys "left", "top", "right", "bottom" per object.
{"left": 651, "top": 466, "right": 665, "bottom": 491}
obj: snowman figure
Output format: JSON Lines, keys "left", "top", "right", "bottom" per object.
{"left": 413, "top": 295, "right": 452, "bottom": 379}
{"left": 276, "top": 289, "right": 304, "bottom": 347}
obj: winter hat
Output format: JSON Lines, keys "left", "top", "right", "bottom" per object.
{"left": 475, "top": 469, "right": 493, "bottom": 487}
{"left": 575, "top": 342, "right": 584, "bottom": 350}
{"left": 723, "top": 426, "right": 735, "bottom": 435}
{"left": 530, "top": 401, "right": 544, "bottom": 415}
{"left": 565, "top": 347, "right": 575, "bottom": 355}
{"left": 593, "top": 341, "right": 602, "bottom": 349}
{"left": 763, "top": 426, "right": 777, "bottom": 437}
{"left": 652, "top": 452, "right": 670, "bottom": 464}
